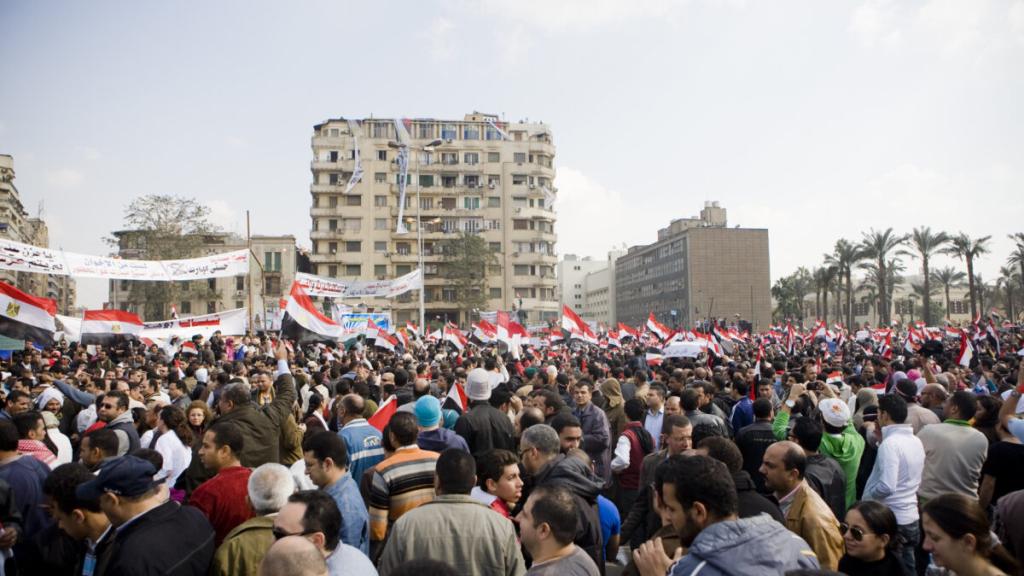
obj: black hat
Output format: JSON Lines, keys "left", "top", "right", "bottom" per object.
{"left": 75, "top": 455, "right": 160, "bottom": 501}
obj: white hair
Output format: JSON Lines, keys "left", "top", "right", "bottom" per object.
{"left": 248, "top": 463, "right": 296, "bottom": 515}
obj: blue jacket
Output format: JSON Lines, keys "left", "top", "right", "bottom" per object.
{"left": 730, "top": 397, "right": 754, "bottom": 434}
{"left": 417, "top": 428, "right": 470, "bottom": 453}
{"left": 670, "top": 514, "right": 819, "bottom": 576}
{"left": 324, "top": 473, "right": 370, "bottom": 555}
{"left": 339, "top": 419, "right": 384, "bottom": 482}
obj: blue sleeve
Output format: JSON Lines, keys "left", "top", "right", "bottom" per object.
{"left": 53, "top": 380, "right": 96, "bottom": 407}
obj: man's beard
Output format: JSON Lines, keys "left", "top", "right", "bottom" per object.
{"left": 677, "top": 508, "right": 705, "bottom": 548}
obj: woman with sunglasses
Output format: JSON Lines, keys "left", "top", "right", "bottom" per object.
{"left": 837, "top": 500, "right": 905, "bottom": 576}
{"left": 922, "top": 493, "right": 1020, "bottom": 576}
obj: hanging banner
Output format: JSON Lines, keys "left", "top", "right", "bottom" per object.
{"left": 344, "top": 119, "right": 364, "bottom": 194}
{"left": 294, "top": 268, "right": 422, "bottom": 299}
{"left": 142, "top": 308, "right": 247, "bottom": 334}
{"left": 339, "top": 313, "right": 391, "bottom": 337}
{"left": 0, "top": 238, "right": 250, "bottom": 281}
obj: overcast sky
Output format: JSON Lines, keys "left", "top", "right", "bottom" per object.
{"left": 2, "top": 0, "right": 1022, "bottom": 309}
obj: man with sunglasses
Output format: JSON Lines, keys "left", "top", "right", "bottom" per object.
{"left": 759, "top": 441, "right": 844, "bottom": 570}
{"left": 272, "top": 490, "right": 377, "bottom": 576}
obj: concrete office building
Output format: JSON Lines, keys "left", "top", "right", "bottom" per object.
{"left": 581, "top": 247, "right": 627, "bottom": 326}
{"left": 309, "top": 112, "right": 559, "bottom": 326}
{"left": 558, "top": 254, "right": 606, "bottom": 319}
{"left": 616, "top": 202, "right": 771, "bottom": 330}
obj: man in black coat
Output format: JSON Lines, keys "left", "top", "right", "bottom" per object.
{"left": 454, "top": 368, "right": 515, "bottom": 457}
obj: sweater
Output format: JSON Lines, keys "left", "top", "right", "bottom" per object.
{"left": 917, "top": 421, "right": 988, "bottom": 502}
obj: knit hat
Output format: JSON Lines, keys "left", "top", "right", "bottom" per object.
{"left": 819, "top": 398, "right": 852, "bottom": 428}
{"left": 466, "top": 368, "right": 492, "bottom": 401}
{"left": 894, "top": 379, "right": 918, "bottom": 402}
{"left": 414, "top": 396, "right": 442, "bottom": 428}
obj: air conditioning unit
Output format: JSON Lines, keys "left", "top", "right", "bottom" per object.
{"left": 330, "top": 249, "right": 337, "bottom": 255}
{"left": 488, "top": 183, "right": 496, "bottom": 189}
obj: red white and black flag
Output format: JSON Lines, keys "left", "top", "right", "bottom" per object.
{"left": 646, "top": 313, "right": 671, "bottom": 341}
{"left": 0, "top": 281, "right": 56, "bottom": 346}
{"left": 281, "top": 282, "right": 342, "bottom": 344}
{"left": 81, "top": 310, "right": 144, "bottom": 346}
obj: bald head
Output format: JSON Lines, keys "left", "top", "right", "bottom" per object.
{"left": 920, "top": 384, "right": 949, "bottom": 409}
{"left": 759, "top": 440, "right": 806, "bottom": 495}
{"left": 259, "top": 536, "right": 327, "bottom": 576}
{"left": 340, "top": 394, "right": 365, "bottom": 421}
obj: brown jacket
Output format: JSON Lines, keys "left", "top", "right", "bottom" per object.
{"left": 210, "top": 514, "right": 275, "bottom": 576}
{"left": 783, "top": 482, "right": 844, "bottom": 571}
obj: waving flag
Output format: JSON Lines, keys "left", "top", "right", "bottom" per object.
{"left": 442, "top": 382, "right": 469, "bottom": 413}
{"left": 618, "top": 322, "right": 640, "bottom": 341}
{"left": 0, "top": 281, "right": 56, "bottom": 346}
{"left": 281, "top": 282, "right": 342, "bottom": 344}
{"left": 646, "top": 313, "right": 670, "bottom": 341}
{"left": 443, "top": 323, "right": 467, "bottom": 351}
{"left": 811, "top": 320, "right": 827, "bottom": 341}
{"left": 957, "top": 330, "right": 974, "bottom": 367}
{"left": 81, "top": 310, "right": 144, "bottom": 346}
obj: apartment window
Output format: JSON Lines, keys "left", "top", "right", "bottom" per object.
{"left": 514, "top": 265, "right": 532, "bottom": 276}
{"left": 375, "top": 265, "right": 387, "bottom": 277}
{"left": 119, "top": 279, "right": 130, "bottom": 291}
{"left": 329, "top": 173, "right": 339, "bottom": 185}
{"left": 328, "top": 196, "right": 338, "bottom": 208}
{"left": 463, "top": 126, "right": 480, "bottom": 140}
{"left": 396, "top": 264, "right": 412, "bottom": 275}
{"left": 345, "top": 264, "right": 361, "bottom": 276}
{"left": 180, "top": 301, "right": 192, "bottom": 314}
{"left": 270, "top": 252, "right": 282, "bottom": 272}
{"left": 464, "top": 175, "right": 480, "bottom": 188}
{"left": 487, "top": 175, "right": 501, "bottom": 186}
{"left": 440, "top": 197, "right": 456, "bottom": 210}
{"left": 207, "top": 278, "right": 216, "bottom": 290}
{"left": 485, "top": 126, "right": 501, "bottom": 141}
{"left": 419, "top": 175, "right": 434, "bottom": 187}
{"left": 206, "top": 301, "right": 216, "bottom": 314}
{"left": 441, "top": 124, "right": 457, "bottom": 139}
{"left": 442, "top": 288, "right": 457, "bottom": 302}
{"left": 374, "top": 241, "right": 387, "bottom": 253}
{"left": 490, "top": 288, "right": 502, "bottom": 299}
{"left": 345, "top": 241, "right": 361, "bottom": 252}
{"left": 513, "top": 220, "right": 529, "bottom": 230}
{"left": 513, "top": 152, "right": 526, "bottom": 163}
{"left": 372, "top": 123, "right": 389, "bottom": 138}
{"left": 489, "top": 242, "right": 502, "bottom": 253}
{"left": 396, "top": 242, "right": 411, "bottom": 255}
{"left": 235, "top": 300, "right": 243, "bottom": 309}
{"left": 486, "top": 219, "right": 501, "bottom": 230}
{"left": 487, "top": 197, "right": 501, "bottom": 208}
{"left": 514, "top": 287, "right": 535, "bottom": 299}
{"left": 464, "top": 152, "right": 479, "bottom": 165}
{"left": 328, "top": 128, "right": 339, "bottom": 137}
{"left": 441, "top": 152, "right": 458, "bottom": 165}
{"left": 235, "top": 276, "right": 245, "bottom": 291}
{"left": 179, "top": 280, "right": 190, "bottom": 292}
{"left": 328, "top": 265, "right": 338, "bottom": 277}
{"left": 420, "top": 198, "right": 433, "bottom": 210}
{"left": 417, "top": 123, "right": 434, "bottom": 139}
{"left": 374, "top": 195, "right": 387, "bottom": 207}
{"left": 329, "top": 150, "right": 339, "bottom": 162}
{"left": 512, "top": 174, "right": 527, "bottom": 185}
{"left": 377, "top": 150, "right": 387, "bottom": 161}
{"left": 374, "top": 218, "right": 387, "bottom": 230}
{"left": 342, "top": 218, "right": 361, "bottom": 232}
{"left": 463, "top": 197, "right": 480, "bottom": 210}
{"left": 395, "top": 173, "right": 411, "bottom": 185}
{"left": 328, "top": 219, "right": 338, "bottom": 231}
{"left": 488, "top": 264, "right": 502, "bottom": 275}
{"left": 442, "top": 175, "right": 458, "bottom": 188}
{"left": 328, "top": 242, "right": 338, "bottom": 254}
{"left": 374, "top": 172, "right": 387, "bottom": 183}
{"left": 487, "top": 152, "right": 500, "bottom": 163}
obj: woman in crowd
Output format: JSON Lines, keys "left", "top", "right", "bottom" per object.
{"left": 187, "top": 400, "right": 212, "bottom": 447}
{"left": 922, "top": 493, "right": 1020, "bottom": 576}
{"left": 837, "top": 500, "right": 905, "bottom": 575}
{"left": 154, "top": 405, "right": 193, "bottom": 501}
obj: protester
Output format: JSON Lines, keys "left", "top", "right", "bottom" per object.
{"left": 259, "top": 535, "right": 329, "bottom": 576}
{"left": 921, "top": 493, "right": 1020, "bottom": 576}
{"left": 302, "top": 430, "right": 370, "bottom": 555}
{"left": 337, "top": 393, "right": 385, "bottom": 482}
{"left": 518, "top": 484, "right": 600, "bottom": 576}
{"left": 273, "top": 490, "right": 378, "bottom": 576}
{"left": 917, "top": 390, "right": 989, "bottom": 503}
{"left": 212, "top": 463, "right": 296, "bottom": 576}
{"left": 611, "top": 398, "right": 655, "bottom": 520}
{"left": 790, "top": 416, "right": 847, "bottom": 521}
{"left": 837, "top": 500, "right": 905, "bottom": 576}
{"left": 414, "top": 396, "right": 469, "bottom": 453}
{"left": 192, "top": 421, "right": 254, "bottom": 545}
{"left": 80, "top": 427, "right": 119, "bottom": 472}
{"left": 470, "top": 448, "right": 523, "bottom": 520}
{"left": 571, "top": 379, "right": 612, "bottom": 485}
{"left": 695, "top": 436, "right": 783, "bottom": 522}
{"left": 621, "top": 415, "right": 691, "bottom": 547}
{"left": 733, "top": 397, "right": 776, "bottom": 493}
{"left": 455, "top": 368, "right": 516, "bottom": 457}
{"left": 41, "top": 463, "right": 112, "bottom": 575}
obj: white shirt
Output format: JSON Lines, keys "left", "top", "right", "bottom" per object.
{"left": 47, "top": 428, "right": 74, "bottom": 467}
{"left": 611, "top": 435, "right": 632, "bottom": 472}
{"left": 154, "top": 430, "right": 192, "bottom": 487}
{"left": 863, "top": 424, "right": 925, "bottom": 525}
{"left": 327, "top": 543, "right": 378, "bottom": 575}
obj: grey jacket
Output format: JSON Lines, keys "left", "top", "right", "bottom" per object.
{"left": 669, "top": 514, "right": 819, "bottom": 576}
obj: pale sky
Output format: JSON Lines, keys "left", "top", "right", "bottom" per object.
{"left": 2, "top": 0, "right": 1023, "bottom": 309}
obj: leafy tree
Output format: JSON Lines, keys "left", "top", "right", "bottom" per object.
{"left": 824, "top": 239, "right": 867, "bottom": 329}
{"left": 930, "top": 266, "right": 966, "bottom": 321}
{"left": 1007, "top": 235, "right": 1024, "bottom": 301}
{"left": 859, "top": 228, "right": 908, "bottom": 326}
{"left": 439, "top": 232, "right": 497, "bottom": 325}
{"left": 942, "top": 233, "right": 991, "bottom": 319}
{"left": 997, "top": 266, "right": 1018, "bottom": 321}
{"left": 107, "top": 195, "right": 222, "bottom": 320}
{"left": 909, "top": 227, "right": 949, "bottom": 329}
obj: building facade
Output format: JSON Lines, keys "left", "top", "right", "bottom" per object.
{"left": 108, "top": 231, "right": 298, "bottom": 326}
{"left": 557, "top": 254, "right": 605, "bottom": 319}
{"left": 616, "top": 202, "right": 771, "bottom": 331}
{"left": 798, "top": 275, "right": 977, "bottom": 328}
{"left": 577, "top": 248, "right": 626, "bottom": 326}
{"left": 0, "top": 154, "right": 76, "bottom": 313}
{"left": 308, "top": 113, "right": 559, "bottom": 327}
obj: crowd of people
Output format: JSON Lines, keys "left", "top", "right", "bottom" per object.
{"left": 0, "top": 322, "right": 1022, "bottom": 576}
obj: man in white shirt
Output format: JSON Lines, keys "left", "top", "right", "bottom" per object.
{"left": 643, "top": 384, "right": 666, "bottom": 451}
{"left": 863, "top": 394, "right": 924, "bottom": 576}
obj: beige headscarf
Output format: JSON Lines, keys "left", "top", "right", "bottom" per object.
{"left": 602, "top": 378, "right": 624, "bottom": 409}
{"left": 853, "top": 389, "right": 878, "bottom": 429}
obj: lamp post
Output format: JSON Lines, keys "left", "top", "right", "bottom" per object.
{"left": 388, "top": 138, "right": 442, "bottom": 330}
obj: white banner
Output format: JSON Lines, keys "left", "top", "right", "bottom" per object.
{"left": 0, "top": 238, "right": 249, "bottom": 281}
{"left": 294, "top": 269, "right": 422, "bottom": 299}
{"left": 58, "top": 308, "right": 248, "bottom": 343}
{"left": 663, "top": 341, "right": 705, "bottom": 358}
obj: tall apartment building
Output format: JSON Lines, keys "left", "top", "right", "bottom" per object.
{"left": 616, "top": 202, "right": 771, "bottom": 330}
{"left": 309, "top": 113, "right": 558, "bottom": 326}
{"left": 0, "top": 154, "right": 76, "bottom": 313}
{"left": 109, "top": 231, "right": 299, "bottom": 326}
{"left": 557, "top": 254, "right": 605, "bottom": 318}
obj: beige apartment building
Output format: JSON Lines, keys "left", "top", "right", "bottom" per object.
{"left": 309, "top": 112, "right": 559, "bottom": 327}
{"left": 616, "top": 202, "right": 772, "bottom": 331}
{"left": 109, "top": 231, "right": 299, "bottom": 327}
{"left": 0, "top": 154, "right": 76, "bottom": 314}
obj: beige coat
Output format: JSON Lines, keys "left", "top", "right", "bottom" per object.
{"left": 784, "top": 482, "right": 844, "bottom": 570}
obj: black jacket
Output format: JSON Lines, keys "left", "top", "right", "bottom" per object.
{"left": 733, "top": 471, "right": 784, "bottom": 523}
{"left": 735, "top": 420, "right": 777, "bottom": 493}
{"left": 99, "top": 501, "right": 214, "bottom": 576}
{"left": 454, "top": 401, "right": 515, "bottom": 457}
{"left": 805, "top": 453, "right": 847, "bottom": 520}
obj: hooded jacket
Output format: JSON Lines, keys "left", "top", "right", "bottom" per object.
{"left": 773, "top": 410, "right": 864, "bottom": 507}
{"left": 669, "top": 514, "right": 820, "bottom": 576}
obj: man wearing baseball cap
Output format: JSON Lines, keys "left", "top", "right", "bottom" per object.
{"left": 76, "top": 455, "right": 215, "bottom": 575}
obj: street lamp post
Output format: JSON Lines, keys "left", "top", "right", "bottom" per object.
{"left": 389, "top": 138, "right": 442, "bottom": 330}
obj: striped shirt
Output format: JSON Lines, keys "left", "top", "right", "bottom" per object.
{"left": 339, "top": 418, "right": 385, "bottom": 482}
{"left": 369, "top": 445, "right": 439, "bottom": 542}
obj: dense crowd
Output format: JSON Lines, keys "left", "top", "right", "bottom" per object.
{"left": 0, "top": 324, "right": 1022, "bottom": 576}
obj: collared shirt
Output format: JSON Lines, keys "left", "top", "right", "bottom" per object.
{"left": 777, "top": 482, "right": 803, "bottom": 517}
{"left": 864, "top": 424, "right": 925, "bottom": 524}
{"left": 325, "top": 472, "right": 370, "bottom": 555}
{"left": 644, "top": 407, "right": 664, "bottom": 452}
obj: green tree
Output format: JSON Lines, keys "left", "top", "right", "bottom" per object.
{"left": 824, "top": 239, "right": 866, "bottom": 329}
{"left": 813, "top": 265, "right": 839, "bottom": 324}
{"left": 860, "top": 228, "right": 908, "bottom": 325}
{"left": 931, "top": 266, "right": 966, "bottom": 321}
{"left": 439, "top": 232, "right": 497, "bottom": 325}
{"left": 909, "top": 227, "right": 949, "bottom": 329}
{"left": 997, "top": 266, "right": 1018, "bottom": 321}
{"left": 108, "top": 195, "right": 222, "bottom": 320}
{"left": 1007, "top": 235, "right": 1024, "bottom": 303}
{"left": 942, "top": 233, "right": 991, "bottom": 319}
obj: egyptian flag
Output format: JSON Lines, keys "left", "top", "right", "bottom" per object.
{"left": 607, "top": 330, "right": 621, "bottom": 349}
{"left": 368, "top": 395, "right": 398, "bottom": 431}
{"left": 81, "top": 310, "right": 144, "bottom": 346}
{"left": 368, "top": 321, "right": 398, "bottom": 352}
{"left": 645, "top": 346, "right": 664, "bottom": 366}
{"left": 811, "top": 320, "right": 827, "bottom": 341}
{"left": 0, "top": 281, "right": 56, "bottom": 346}
{"left": 281, "top": 282, "right": 341, "bottom": 344}
{"left": 986, "top": 319, "right": 1000, "bottom": 355}
{"left": 646, "top": 313, "right": 670, "bottom": 341}
{"left": 957, "top": 330, "right": 974, "bottom": 367}
{"left": 443, "top": 323, "right": 467, "bottom": 351}
{"left": 618, "top": 322, "right": 640, "bottom": 341}
{"left": 755, "top": 341, "right": 765, "bottom": 367}
{"left": 442, "top": 382, "right": 469, "bottom": 413}
{"left": 784, "top": 322, "right": 796, "bottom": 355}
{"left": 562, "top": 305, "right": 596, "bottom": 342}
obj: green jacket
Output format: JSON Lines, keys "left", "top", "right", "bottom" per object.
{"left": 773, "top": 411, "right": 864, "bottom": 508}
{"left": 210, "top": 514, "right": 275, "bottom": 576}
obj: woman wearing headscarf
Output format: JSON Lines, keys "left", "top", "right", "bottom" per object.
{"left": 601, "top": 377, "right": 627, "bottom": 446}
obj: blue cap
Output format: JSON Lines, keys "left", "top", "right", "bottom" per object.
{"left": 414, "top": 396, "right": 442, "bottom": 427}
{"left": 76, "top": 455, "right": 161, "bottom": 501}
{"left": 442, "top": 409, "right": 460, "bottom": 430}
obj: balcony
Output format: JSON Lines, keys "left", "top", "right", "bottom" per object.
{"left": 310, "top": 230, "right": 358, "bottom": 240}
{"left": 310, "top": 160, "right": 351, "bottom": 171}
{"left": 310, "top": 207, "right": 341, "bottom": 217}
{"left": 311, "top": 184, "right": 345, "bottom": 193}
{"left": 511, "top": 206, "right": 555, "bottom": 220}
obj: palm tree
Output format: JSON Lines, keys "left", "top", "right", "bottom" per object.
{"left": 931, "top": 266, "right": 966, "bottom": 321}
{"left": 857, "top": 281, "right": 879, "bottom": 326}
{"left": 860, "top": 228, "right": 908, "bottom": 325}
{"left": 813, "top": 265, "right": 839, "bottom": 324}
{"left": 911, "top": 282, "right": 939, "bottom": 324}
{"left": 1008, "top": 241, "right": 1024, "bottom": 302}
{"left": 942, "top": 233, "right": 991, "bottom": 319}
{"left": 825, "top": 239, "right": 866, "bottom": 329}
{"left": 792, "top": 267, "right": 813, "bottom": 323}
{"left": 909, "top": 227, "right": 949, "bottom": 328}
{"left": 997, "top": 266, "right": 1017, "bottom": 321}
{"left": 975, "top": 274, "right": 992, "bottom": 316}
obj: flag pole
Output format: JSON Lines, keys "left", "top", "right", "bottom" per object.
{"left": 246, "top": 210, "right": 253, "bottom": 335}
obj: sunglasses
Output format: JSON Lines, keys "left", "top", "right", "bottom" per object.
{"left": 839, "top": 523, "right": 868, "bottom": 541}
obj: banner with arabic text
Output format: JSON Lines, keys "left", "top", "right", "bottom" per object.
{"left": 294, "top": 268, "right": 422, "bottom": 299}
